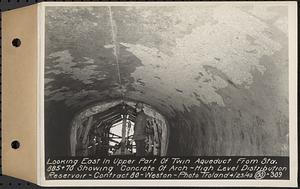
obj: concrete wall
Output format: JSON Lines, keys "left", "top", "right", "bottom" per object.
{"left": 44, "top": 5, "right": 289, "bottom": 156}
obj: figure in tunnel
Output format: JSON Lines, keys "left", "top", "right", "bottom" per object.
{"left": 133, "top": 102, "right": 148, "bottom": 156}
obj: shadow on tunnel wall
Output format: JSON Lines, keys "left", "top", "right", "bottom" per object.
{"left": 45, "top": 102, "right": 74, "bottom": 157}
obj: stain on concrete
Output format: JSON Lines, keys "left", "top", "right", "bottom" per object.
{"left": 175, "top": 89, "right": 183, "bottom": 93}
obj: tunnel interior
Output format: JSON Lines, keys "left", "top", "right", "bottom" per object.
{"left": 44, "top": 5, "right": 289, "bottom": 157}
{"left": 69, "top": 100, "right": 168, "bottom": 156}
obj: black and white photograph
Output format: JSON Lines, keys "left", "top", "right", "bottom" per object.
{"left": 41, "top": 2, "right": 297, "bottom": 186}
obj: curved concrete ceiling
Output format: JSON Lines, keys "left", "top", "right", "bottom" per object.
{"left": 44, "top": 5, "right": 288, "bottom": 156}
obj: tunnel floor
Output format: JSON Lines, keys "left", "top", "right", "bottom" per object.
{"left": 70, "top": 100, "right": 169, "bottom": 157}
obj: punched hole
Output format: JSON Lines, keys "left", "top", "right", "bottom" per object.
{"left": 12, "top": 38, "right": 21, "bottom": 47}
{"left": 11, "top": 140, "right": 20, "bottom": 149}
